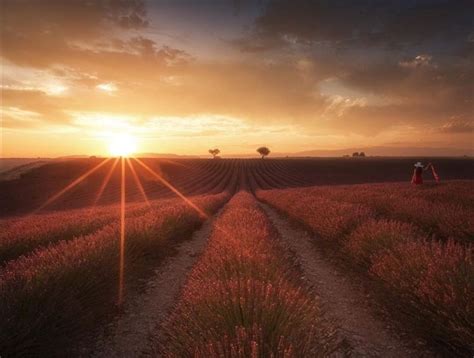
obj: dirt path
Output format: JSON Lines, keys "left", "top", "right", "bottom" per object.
{"left": 260, "top": 203, "right": 434, "bottom": 358}
{"left": 90, "top": 212, "right": 220, "bottom": 358}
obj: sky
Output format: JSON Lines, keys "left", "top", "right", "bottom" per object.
{"left": 1, "top": 0, "right": 473, "bottom": 157}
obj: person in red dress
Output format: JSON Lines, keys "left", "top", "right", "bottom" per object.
{"left": 411, "top": 162, "right": 432, "bottom": 185}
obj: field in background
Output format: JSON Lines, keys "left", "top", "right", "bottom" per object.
{"left": 0, "top": 158, "right": 46, "bottom": 173}
{"left": 0, "top": 158, "right": 52, "bottom": 181}
{"left": 1, "top": 157, "right": 473, "bottom": 217}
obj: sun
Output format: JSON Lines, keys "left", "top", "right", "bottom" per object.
{"left": 108, "top": 133, "right": 138, "bottom": 157}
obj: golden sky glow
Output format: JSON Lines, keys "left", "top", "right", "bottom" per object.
{"left": 1, "top": 1, "right": 473, "bottom": 157}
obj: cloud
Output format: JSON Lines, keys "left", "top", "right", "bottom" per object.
{"left": 1, "top": 0, "right": 191, "bottom": 124}
{"left": 3, "top": 0, "right": 148, "bottom": 36}
{"left": 399, "top": 54, "right": 437, "bottom": 69}
{"left": 0, "top": 107, "right": 43, "bottom": 129}
{"left": 227, "top": 0, "right": 473, "bottom": 138}
{"left": 241, "top": 0, "right": 473, "bottom": 50}
{"left": 321, "top": 95, "right": 367, "bottom": 119}
{"left": 3, "top": 52, "right": 471, "bottom": 140}
{"left": 340, "top": 59, "right": 473, "bottom": 119}
{"left": 96, "top": 83, "right": 118, "bottom": 93}
{"left": 440, "top": 120, "right": 474, "bottom": 133}
{"left": 1, "top": 0, "right": 473, "bottom": 154}
{"left": 2, "top": 0, "right": 149, "bottom": 68}
{"left": 1, "top": 58, "right": 326, "bottom": 128}
{"left": 2, "top": 89, "right": 70, "bottom": 123}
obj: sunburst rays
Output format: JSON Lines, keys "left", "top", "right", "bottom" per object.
{"left": 33, "top": 158, "right": 112, "bottom": 214}
{"left": 92, "top": 157, "right": 120, "bottom": 208}
{"left": 29, "top": 155, "right": 209, "bottom": 306}
{"left": 119, "top": 157, "right": 126, "bottom": 305}
{"left": 132, "top": 157, "right": 209, "bottom": 219}
{"left": 126, "top": 157, "right": 151, "bottom": 208}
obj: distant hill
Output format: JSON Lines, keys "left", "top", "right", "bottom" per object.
{"left": 291, "top": 146, "right": 473, "bottom": 158}
{"left": 56, "top": 155, "right": 91, "bottom": 159}
{"left": 199, "top": 146, "right": 474, "bottom": 158}
{"left": 135, "top": 153, "right": 201, "bottom": 158}
{"left": 3, "top": 146, "right": 473, "bottom": 162}
{"left": 57, "top": 153, "right": 202, "bottom": 159}
{"left": 221, "top": 146, "right": 473, "bottom": 158}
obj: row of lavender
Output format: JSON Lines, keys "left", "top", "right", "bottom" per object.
{"left": 257, "top": 181, "right": 473, "bottom": 352}
{"left": 156, "top": 192, "right": 340, "bottom": 356}
{"left": 0, "top": 193, "right": 229, "bottom": 356}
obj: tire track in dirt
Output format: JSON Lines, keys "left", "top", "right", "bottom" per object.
{"left": 260, "top": 202, "right": 435, "bottom": 358}
{"left": 88, "top": 208, "right": 223, "bottom": 358}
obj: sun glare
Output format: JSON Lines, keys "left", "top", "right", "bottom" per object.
{"left": 108, "top": 133, "right": 137, "bottom": 157}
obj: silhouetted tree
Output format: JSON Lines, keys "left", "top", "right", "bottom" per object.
{"left": 257, "top": 146, "right": 270, "bottom": 159}
{"left": 352, "top": 152, "right": 359, "bottom": 157}
{"left": 359, "top": 152, "right": 366, "bottom": 157}
{"left": 208, "top": 148, "right": 220, "bottom": 159}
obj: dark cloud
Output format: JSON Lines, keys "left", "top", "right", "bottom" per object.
{"left": 245, "top": 0, "right": 473, "bottom": 50}
{"left": 230, "top": 0, "right": 473, "bottom": 137}
{"left": 342, "top": 58, "right": 473, "bottom": 113}
{"left": 399, "top": 54, "right": 436, "bottom": 69}
{"left": 3, "top": 0, "right": 148, "bottom": 35}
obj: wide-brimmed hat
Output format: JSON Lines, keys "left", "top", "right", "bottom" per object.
{"left": 414, "top": 162, "right": 423, "bottom": 168}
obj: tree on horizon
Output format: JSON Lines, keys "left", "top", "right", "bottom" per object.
{"left": 257, "top": 146, "right": 270, "bottom": 159}
{"left": 208, "top": 148, "right": 220, "bottom": 159}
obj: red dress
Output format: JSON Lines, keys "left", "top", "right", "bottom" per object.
{"left": 412, "top": 167, "right": 423, "bottom": 185}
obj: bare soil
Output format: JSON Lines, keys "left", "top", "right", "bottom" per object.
{"left": 77, "top": 197, "right": 449, "bottom": 357}
{"left": 260, "top": 202, "right": 436, "bottom": 358}
{"left": 88, "top": 210, "right": 220, "bottom": 358}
